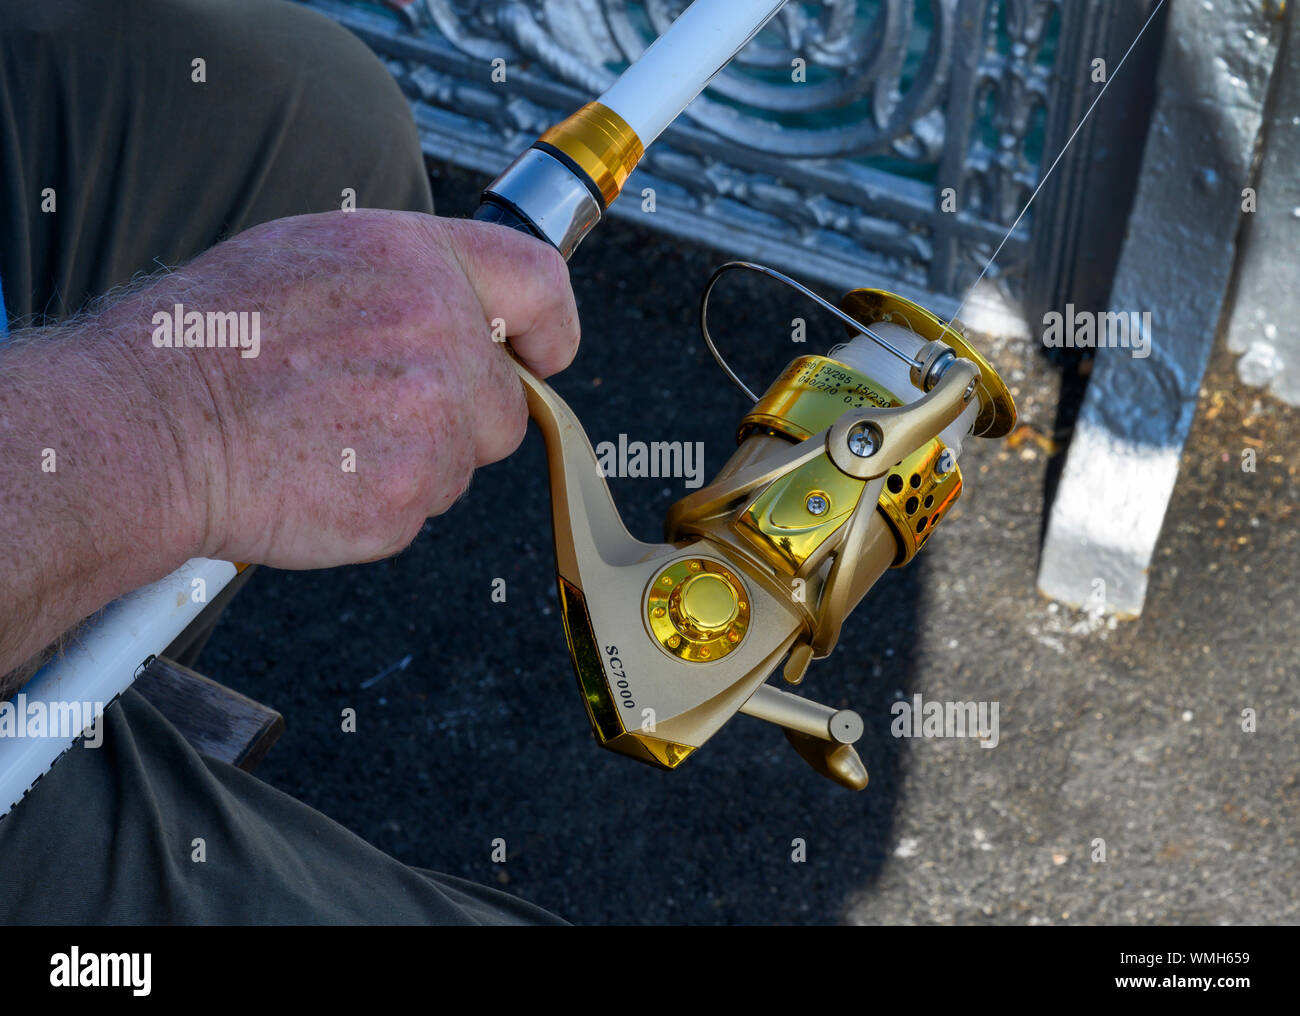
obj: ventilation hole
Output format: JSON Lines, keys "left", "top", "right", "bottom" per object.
{"left": 904, "top": 496, "right": 919, "bottom": 515}
{"left": 909, "top": 473, "right": 922, "bottom": 489}
{"left": 887, "top": 474, "right": 904, "bottom": 494}
{"left": 924, "top": 494, "right": 935, "bottom": 509}
{"left": 916, "top": 516, "right": 928, "bottom": 533}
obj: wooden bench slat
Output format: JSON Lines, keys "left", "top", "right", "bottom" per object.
{"left": 134, "top": 657, "right": 283, "bottom": 772}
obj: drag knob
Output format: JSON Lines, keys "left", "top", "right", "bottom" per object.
{"left": 647, "top": 558, "right": 750, "bottom": 662}
{"left": 674, "top": 572, "right": 739, "bottom": 637}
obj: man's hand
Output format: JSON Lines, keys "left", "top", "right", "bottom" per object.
{"left": 0, "top": 209, "right": 579, "bottom": 676}
{"left": 165, "top": 210, "right": 578, "bottom": 567}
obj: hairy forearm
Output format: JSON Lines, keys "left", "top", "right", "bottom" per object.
{"left": 0, "top": 209, "right": 579, "bottom": 690}
{"left": 0, "top": 300, "right": 208, "bottom": 680}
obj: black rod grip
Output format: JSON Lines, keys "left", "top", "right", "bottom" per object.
{"left": 473, "top": 198, "right": 546, "bottom": 242}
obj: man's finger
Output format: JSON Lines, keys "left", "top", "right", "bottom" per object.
{"left": 472, "top": 345, "right": 531, "bottom": 466}
{"left": 436, "top": 217, "right": 581, "bottom": 379}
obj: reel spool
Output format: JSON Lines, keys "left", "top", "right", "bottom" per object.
{"left": 684, "top": 261, "right": 1015, "bottom": 574}
{"left": 514, "top": 262, "right": 1016, "bottom": 790}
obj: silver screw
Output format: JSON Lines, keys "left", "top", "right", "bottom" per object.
{"left": 847, "top": 422, "right": 881, "bottom": 458}
{"left": 963, "top": 377, "right": 979, "bottom": 402}
{"left": 805, "top": 493, "right": 829, "bottom": 516}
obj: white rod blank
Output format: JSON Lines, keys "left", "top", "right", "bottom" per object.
{"left": 0, "top": 558, "right": 237, "bottom": 818}
{"left": 597, "top": 0, "right": 787, "bottom": 146}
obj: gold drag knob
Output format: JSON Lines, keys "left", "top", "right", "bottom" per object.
{"left": 675, "top": 572, "right": 740, "bottom": 637}
{"left": 646, "top": 559, "right": 750, "bottom": 662}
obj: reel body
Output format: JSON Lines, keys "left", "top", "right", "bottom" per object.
{"left": 518, "top": 271, "right": 1015, "bottom": 789}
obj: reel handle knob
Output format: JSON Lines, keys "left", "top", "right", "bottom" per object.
{"left": 785, "top": 730, "right": 870, "bottom": 791}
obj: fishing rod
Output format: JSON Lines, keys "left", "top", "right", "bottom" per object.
{"left": 1, "top": 0, "right": 1016, "bottom": 815}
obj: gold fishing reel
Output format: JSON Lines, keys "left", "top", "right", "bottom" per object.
{"left": 514, "top": 262, "right": 1015, "bottom": 789}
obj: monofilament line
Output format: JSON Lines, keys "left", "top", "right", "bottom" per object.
{"left": 944, "top": 0, "right": 1170, "bottom": 331}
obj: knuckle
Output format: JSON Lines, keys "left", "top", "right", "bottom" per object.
{"left": 394, "top": 514, "right": 428, "bottom": 553}
{"left": 558, "top": 311, "right": 581, "bottom": 368}
{"left": 370, "top": 513, "right": 425, "bottom": 561}
{"left": 375, "top": 465, "right": 424, "bottom": 514}
{"left": 535, "top": 238, "right": 569, "bottom": 289}
{"left": 404, "top": 361, "right": 455, "bottom": 409}
{"left": 537, "top": 244, "right": 575, "bottom": 316}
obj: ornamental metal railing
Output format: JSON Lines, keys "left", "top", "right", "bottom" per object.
{"left": 305, "top": 0, "right": 1161, "bottom": 318}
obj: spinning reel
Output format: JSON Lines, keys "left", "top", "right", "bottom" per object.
{"left": 467, "top": 0, "right": 1018, "bottom": 790}
{"left": 509, "top": 264, "right": 1015, "bottom": 789}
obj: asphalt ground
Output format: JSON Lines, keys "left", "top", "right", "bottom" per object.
{"left": 199, "top": 161, "right": 1299, "bottom": 925}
